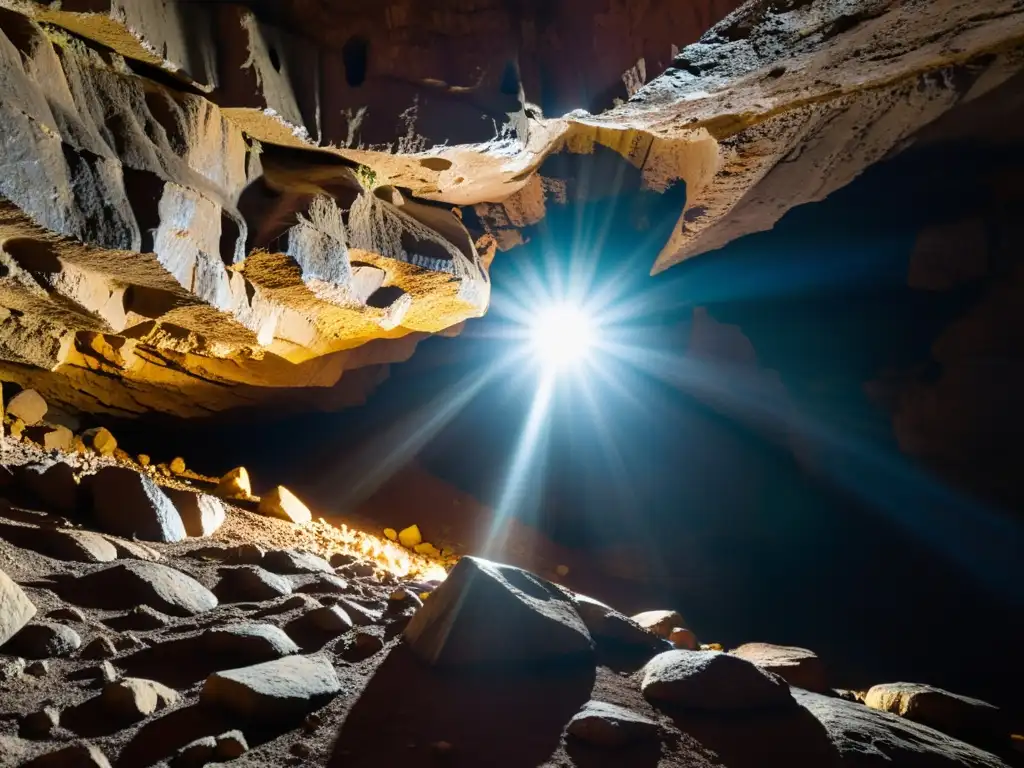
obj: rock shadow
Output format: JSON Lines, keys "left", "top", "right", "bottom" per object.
{"left": 664, "top": 697, "right": 840, "bottom": 768}
{"left": 118, "top": 638, "right": 234, "bottom": 688}
{"left": 328, "top": 643, "right": 595, "bottom": 767}
{"left": 564, "top": 738, "right": 663, "bottom": 768}
{"left": 115, "top": 703, "right": 232, "bottom": 768}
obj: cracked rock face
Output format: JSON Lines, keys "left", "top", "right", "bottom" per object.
{"left": 1, "top": 0, "right": 1020, "bottom": 418}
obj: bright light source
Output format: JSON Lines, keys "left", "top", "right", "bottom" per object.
{"left": 529, "top": 303, "right": 595, "bottom": 369}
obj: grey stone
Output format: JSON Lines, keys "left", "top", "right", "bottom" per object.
{"left": 730, "top": 643, "right": 828, "bottom": 692}
{"left": 215, "top": 566, "right": 293, "bottom": 602}
{"left": 166, "top": 489, "right": 227, "bottom": 538}
{"left": 573, "top": 593, "right": 668, "bottom": 652}
{"left": 202, "top": 654, "right": 342, "bottom": 721}
{"left": 67, "top": 561, "right": 217, "bottom": 617}
{"left": 0, "top": 568, "right": 36, "bottom": 647}
{"left": 641, "top": 650, "right": 794, "bottom": 711}
{"left": 24, "top": 742, "right": 112, "bottom": 767}
{"left": 567, "top": 700, "right": 660, "bottom": 747}
{"left": 6, "top": 622, "right": 81, "bottom": 659}
{"left": 205, "top": 623, "right": 299, "bottom": 663}
{"left": 100, "top": 677, "right": 178, "bottom": 720}
{"left": 404, "top": 556, "right": 593, "bottom": 666}
{"left": 86, "top": 466, "right": 186, "bottom": 543}
{"left": 263, "top": 549, "right": 332, "bottom": 575}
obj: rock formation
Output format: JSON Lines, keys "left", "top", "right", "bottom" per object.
{"left": 1, "top": 0, "right": 1017, "bottom": 419}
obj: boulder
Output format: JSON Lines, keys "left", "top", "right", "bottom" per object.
{"left": 24, "top": 743, "right": 112, "bottom": 767}
{"left": 0, "top": 523, "right": 117, "bottom": 564}
{"left": 169, "top": 457, "right": 186, "bottom": 474}
{"left": 214, "top": 467, "right": 252, "bottom": 500}
{"left": 166, "top": 489, "right": 227, "bottom": 537}
{"left": 102, "top": 537, "right": 163, "bottom": 561}
{"left": 729, "top": 643, "right": 828, "bottom": 692}
{"left": 340, "top": 631, "right": 384, "bottom": 662}
{"left": 47, "top": 607, "right": 86, "bottom": 622}
{"left": 287, "top": 605, "right": 353, "bottom": 635}
{"left": 86, "top": 467, "right": 186, "bottom": 543}
{"left": 631, "top": 610, "right": 684, "bottom": 640}
{"left": 669, "top": 628, "right": 699, "bottom": 650}
{"left": 864, "top": 683, "right": 1009, "bottom": 747}
{"left": 201, "top": 654, "right": 341, "bottom": 721}
{"left": 404, "top": 556, "right": 593, "bottom": 666}
{"left": 171, "top": 737, "right": 215, "bottom": 768}
{"left": 25, "top": 424, "right": 73, "bottom": 452}
{"left": 257, "top": 486, "right": 312, "bottom": 524}
{"left": 100, "top": 677, "right": 178, "bottom": 720}
{"left": 0, "top": 568, "right": 36, "bottom": 646}
{"left": 20, "top": 706, "right": 60, "bottom": 739}
{"left": 14, "top": 461, "right": 79, "bottom": 515}
{"left": 333, "top": 596, "right": 381, "bottom": 626}
{"left": 66, "top": 561, "right": 217, "bottom": 616}
{"left": 0, "top": 656, "right": 26, "bottom": 683}
{"left": 204, "top": 623, "right": 299, "bottom": 663}
{"left": 81, "top": 428, "right": 117, "bottom": 457}
{"left": 5, "top": 622, "right": 81, "bottom": 659}
{"left": 225, "top": 543, "right": 265, "bottom": 565}
{"left": 567, "top": 700, "right": 660, "bottom": 747}
{"left": 398, "top": 524, "right": 422, "bottom": 548}
{"left": 7, "top": 390, "right": 47, "bottom": 426}
{"left": 573, "top": 593, "right": 667, "bottom": 652}
{"left": 296, "top": 574, "right": 350, "bottom": 595}
{"left": 80, "top": 636, "right": 117, "bottom": 660}
{"left": 116, "top": 605, "right": 170, "bottom": 630}
{"left": 263, "top": 549, "right": 332, "bottom": 575}
{"left": 796, "top": 689, "right": 1009, "bottom": 767}
{"left": 641, "top": 650, "right": 794, "bottom": 711}
{"left": 215, "top": 566, "right": 293, "bottom": 602}
{"left": 214, "top": 730, "right": 249, "bottom": 760}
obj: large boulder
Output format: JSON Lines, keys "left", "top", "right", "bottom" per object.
{"left": 5, "top": 622, "right": 81, "bottom": 659}
{"left": 641, "top": 650, "right": 794, "bottom": 711}
{"left": 7, "top": 390, "right": 47, "bottom": 426}
{"left": 204, "top": 624, "right": 299, "bottom": 664}
{"left": 0, "top": 524, "right": 117, "bottom": 564}
{"left": 404, "top": 556, "right": 593, "bottom": 666}
{"left": 257, "top": 487, "right": 312, "bottom": 524}
{"left": 566, "top": 700, "right": 660, "bottom": 747}
{"left": 201, "top": 654, "right": 341, "bottom": 721}
{"left": 86, "top": 467, "right": 186, "bottom": 543}
{"left": 729, "top": 643, "right": 828, "bottom": 693}
{"left": 864, "top": 683, "right": 1009, "bottom": 748}
{"left": 215, "top": 566, "right": 293, "bottom": 602}
{"left": 64, "top": 562, "right": 217, "bottom": 617}
{"left": 14, "top": 462, "right": 78, "bottom": 515}
{"left": 630, "top": 610, "right": 684, "bottom": 640}
{"left": 796, "top": 689, "right": 1009, "bottom": 767}
{"left": 0, "top": 568, "right": 36, "bottom": 647}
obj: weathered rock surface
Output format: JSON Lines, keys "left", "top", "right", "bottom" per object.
{"left": 263, "top": 548, "right": 332, "bottom": 575}
{"left": 566, "top": 700, "right": 660, "bottom": 747}
{"left": 14, "top": 461, "right": 78, "bottom": 515}
{"left": 215, "top": 565, "right": 293, "bottom": 602}
{"left": 0, "top": 567, "right": 36, "bottom": 646}
{"left": 796, "top": 689, "right": 1010, "bottom": 767}
{"left": 86, "top": 467, "right": 186, "bottom": 543}
{"left": 166, "top": 489, "right": 226, "bottom": 538}
{"left": 23, "top": 742, "right": 112, "bottom": 768}
{"left": 258, "top": 487, "right": 313, "bottom": 525}
{"left": 631, "top": 610, "right": 684, "bottom": 640}
{"left": 64, "top": 561, "right": 217, "bottom": 616}
{"left": 5, "top": 621, "right": 81, "bottom": 659}
{"left": 641, "top": 650, "right": 794, "bottom": 711}
{"left": 6, "top": 390, "right": 47, "bottom": 425}
{"left": 573, "top": 593, "right": 667, "bottom": 652}
{"left": 100, "top": 677, "right": 178, "bottom": 720}
{"left": 0, "top": 523, "right": 116, "bottom": 563}
{"left": 864, "top": 682, "right": 1009, "bottom": 747}
{"left": 404, "top": 556, "right": 593, "bottom": 666}
{"left": 205, "top": 623, "right": 300, "bottom": 663}
{"left": 202, "top": 654, "right": 341, "bottom": 721}
{"left": 730, "top": 642, "right": 828, "bottom": 692}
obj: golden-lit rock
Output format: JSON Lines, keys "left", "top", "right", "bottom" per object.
{"left": 169, "top": 457, "right": 186, "bottom": 475}
{"left": 257, "top": 486, "right": 312, "bottom": 525}
{"left": 9, "top": 418, "right": 25, "bottom": 439}
{"left": 669, "top": 627, "right": 699, "bottom": 650}
{"left": 83, "top": 428, "right": 117, "bottom": 457}
{"left": 413, "top": 542, "right": 441, "bottom": 558}
{"left": 398, "top": 525, "right": 422, "bottom": 549}
{"left": 215, "top": 467, "right": 252, "bottom": 500}
{"left": 7, "top": 390, "right": 47, "bottom": 426}
{"left": 631, "top": 610, "right": 684, "bottom": 640}
{"left": 138, "top": 455, "right": 151, "bottom": 467}
{"left": 383, "top": 528, "right": 397, "bottom": 541}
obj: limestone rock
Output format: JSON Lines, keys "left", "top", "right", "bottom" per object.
{"left": 14, "top": 461, "right": 78, "bottom": 515}
{"left": 567, "top": 700, "right": 660, "bottom": 747}
{"left": 0, "top": 656, "right": 26, "bottom": 683}
{"left": 729, "top": 643, "right": 828, "bottom": 693}
{"left": 258, "top": 486, "right": 312, "bottom": 524}
{"left": 641, "top": 650, "right": 793, "bottom": 711}
{"left": 215, "top": 566, "right": 293, "bottom": 602}
{"left": 573, "top": 593, "right": 667, "bottom": 652}
{"left": 404, "top": 556, "right": 593, "bottom": 666}
{"left": 81, "top": 428, "right": 117, "bottom": 457}
{"left": 864, "top": 683, "right": 1009, "bottom": 747}
{"left": 398, "top": 524, "right": 422, "bottom": 549}
{"left": 5, "top": 622, "right": 81, "bottom": 659}
{"left": 23, "top": 743, "right": 112, "bottom": 767}
{"left": 86, "top": 467, "right": 186, "bottom": 543}
{"left": 796, "top": 689, "right": 1009, "bottom": 768}
{"left": 166, "top": 489, "right": 227, "bottom": 537}
{"left": 214, "top": 467, "right": 251, "bottom": 500}
{"left": 205, "top": 623, "right": 300, "bottom": 663}
{"left": 631, "top": 610, "right": 684, "bottom": 640}
{"left": 214, "top": 730, "right": 249, "bottom": 760}
{"left": 80, "top": 636, "right": 117, "bottom": 660}
{"left": 101, "top": 677, "right": 178, "bottom": 720}
{"left": 263, "top": 549, "right": 332, "bottom": 575}
{"left": 67, "top": 561, "right": 217, "bottom": 616}
{"left": 25, "top": 424, "right": 73, "bottom": 452}
{"left": 669, "top": 628, "right": 699, "bottom": 651}
{"left": 202, "top": 654, "right": 342, "bottom": 721}
{"left": 0, "top": 568, "right": 36, "bottom": 646}
{"left": 7, "top": 390, "right": 47, "bottom": 425}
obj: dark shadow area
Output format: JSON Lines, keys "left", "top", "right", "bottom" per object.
{"left": 329, "top": 643, "right": 595, "bottom": 767}
{"left": 663, "top": 702, "right": 840, "bottom": 768}
{"left": 564, "top": 738, "right": 663, "bottom": 768}
{"left": 114, "top": 704, "right": 233, "bottom": 768}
